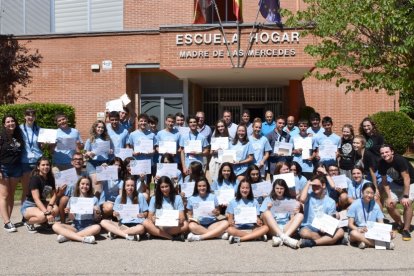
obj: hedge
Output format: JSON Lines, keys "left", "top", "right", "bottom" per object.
{"left": 371, "top": 111, "right": 414, "bottom": 155}
{"left": 0, "top": 103, "right": 76, "bottom": 128}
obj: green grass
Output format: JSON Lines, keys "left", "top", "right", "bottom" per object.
{"left": 14, "top": 183, "right": 23, "bottom": 202}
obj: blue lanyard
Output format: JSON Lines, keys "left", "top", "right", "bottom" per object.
{"left": 353, "top": 182, "right": 362, "bottom": 199}
{"left": 362, "top": 198, "right": 373, "bottom": 223}
{"left": 23, "top": 124, "right": 36, "bottom": 150}
{"left": 189, "top": 131, "right": 198, "bottom": 141}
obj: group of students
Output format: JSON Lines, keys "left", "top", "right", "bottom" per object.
{"left": 0, "top": 107, "right": 413, "bottom": 249}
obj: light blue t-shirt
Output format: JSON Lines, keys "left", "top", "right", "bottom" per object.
{"left": 307, "top": 127, "right": 325, "bottom": 137}
{"left": 148, "top": 195, "right": 185, "bottom": 213}
{"left": 53, "top": 127, "right": 83, "bottom": 165}
{"left": 155, "top": 129, "right": 181, "bottom": 163}
{"left": 261, "top": 121, "right": 275, "bottom": 136}
{"left": 68, "top": 196, "right": 99, "bottom": 221}
{"left": 249, "top": 135, "right": 272, "bottom": 175}
{"left": 127, "top": 129, "right": 157, "bottom": 164}
{"left": 211, "top": 179, "right": 238, "bottom": 193}
{"left": 84, "top": 137, "right": 114, "bottom": 161}
{"left": 295, "top": 175, "right": 308, "bottom": 194}
{"left": 226, "top": 198, "right": 260, "bottom": 216}
{"left": 347, "top": 179, "right": 370, "bottom": 199}
{"left": 292, "top": 134, "right": 314, "bottom": 173}
{"left": 20, "top": 124, "right": 43, "bottom": 164}
{"left": 179, "top": 131, "right": 209, "bottom": 169}
{"left": 99, "top": 179, "right": 123, "bottom": 204}
{"left": 347, "top": 199, "right": 384, "bottom": 227}
{"left": 259, "top": 196, "right": 293, "bottom": 225}
{"left": 314, "top": 132, "right": 341, "bottom": 166}
{"left": 107, "top": 123, "right": 129, "bottom": 153}
{"left": 302, "top": 193, "right": 336, "bottom": 226}
{"left": 187, "top": 193, "right": 219, "bottom": 225}
{"left": 230, "top": 141, "right": 254, "bottom": 176}
{"left": 113, "top": 193, "right": 149, "bottom": 224}
{"left": 283, "top": 126, "right": 300, "bottom": 137}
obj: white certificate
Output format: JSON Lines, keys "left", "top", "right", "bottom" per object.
{"left": 193, "top": 201, "right": 215, "bottom": 219}
{"left": 211, "top": 137, "right": 229, "bottom": 150}
{"left": 134, "top": 139, "right": 153, "bottom": 153}
{"left": 252, "top": 181, "right": 272, "bottom": 198}
{"left": 69, "top": 197, "right": 94, "bottom": 215}
{"left": 178, "top": 127, "right": 190, "bottom": 137}
{"left": 184, "top": 140, "right": 202, "bottom": 153}
{"left": 130, "top": 159, "right": 151, "bottom": 175}
{"left": 120, "top": 93, "right": 131, "bottom": 106}
{"left": 155, "top": 209, "right": 179, "bottom": 227}
{"left": 96, "top": 165, "right": 118, "bottom": 181}
{"left": 158, "top": 141, "right": 177, "bottom": 154}
{"left": 319, "top": 144, "right": 337, "bottom": 160}
{"left": 271, "top": 199, "right": 298, "bottom": 214}
{"left": 37, "top": 128, "right": 57, "bottom": 143}
{"left": 216, "top": 189, "right": 235, "bottom": 205}
{"left": 409, "top": 184, "right": 414, "bottom": 200}
{"left": 115, "top": 148, "right": 133, "bottom": 160}
{"left": 234, "top": 206, "right": 257, "bottom": 224}
{"left": 56, "top": 137, "right": 77, "bottom": 151}
{"left": 332, "top": 175, "right": 348, "bottom": 189}
{"left": 311, "top": 213, "right": 340, "bottom": 236}
{"left": 365, "top": 222, "right": 392, "bottom": 242}
{"left": 117, "top": 204, "right": 138, "bottom": 220}
{"left": 156, "top": 163, "right": 178, "bottom": 178}
{"left": 273, "top": 141, "right": 293, "bottom": 156}
{"left": 106, "top": 98, "right": 124, "bottom": 112}
{"left": 54, "top": 168, "right": 78, "bottom": 188}
{"left": 273, "top": 172, "right": 296, "bottom": 188}
{"left": 93, "top": 140, "right": 110, "bottom": 156}
{"left": 219, "top": 149, "right": 237, "bottom": 163}
{"left": 294, "top": 137, "right": 313, "bottom": 159}
{"left": 181, "top": 181, "right": 195, "bottom": 197}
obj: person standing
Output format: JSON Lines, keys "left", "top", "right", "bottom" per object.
{"left": 283, "top": 116, "right": 299, "bottom": 137}
{"left": 223, "top": 110, "right": 238, "bottom": 140}
{"left": 241, "top": 110, "right": 253, "bottom": 136}
{"left": 261, "top": 110, "right": 275, "bottom": 136}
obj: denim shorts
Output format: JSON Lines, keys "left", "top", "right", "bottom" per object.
{"left": 21, "top": 163, "right": 36, "bottom": 174}
{"left": 235, "top": 223, "right": 255, "bottom": 230}
{"left": 20, "top": 200, "right": 37, "bottom": 216}
{"left": 72, "top": 219, "right": 94, "bottom": 231}
{"left": 1, "top": 164, "right": 23, "bottom": 178}
{"left": 300, "top": 225, "right": 321, "bottom": 233}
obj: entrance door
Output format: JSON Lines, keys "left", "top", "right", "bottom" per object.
{"left": 243, "top": 105, "right": 265, "bottom": 122}
{"left": 141, "top": 95, "right": 183, "bottom": 129}
{"left": 219, "top": 103, "right": 242, "bottom": 124}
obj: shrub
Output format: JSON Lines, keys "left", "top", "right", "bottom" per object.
{"left": 370, "top": 111, "right": 414, "bottom": 154}
{"left": 0, "top": 103, "right": 76, "bottom": 128}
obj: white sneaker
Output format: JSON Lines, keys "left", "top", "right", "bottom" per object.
{"left": 125, "top": 235, "right": 137, "bottom": 241}
{"left": 262, "top": 234, "right": 268, "bottom": 242}
{"left": 82, "top": 236, "right": 96, "bottom": 244}
{"left": 386, "top": 242, "right": 395, "bottom": 250}
{"left": 221, "top": 232, "right": 229, "bottom": 240}
{"left": 358, "top": 242, "right": 366, "bottom": 249}
{"left": 272, "top": 236, "right": 282, "bottom": 247}
{"left": 229, "top": 236, "right": 241, "bottom": 244}
{"left": 56, "top": 235, "right": 69, "bottom": 243}
{"left": 282, "top": 236, "right": 299, "bottom": 249}
{"left": 187, "top": 232, "right": 201, "bottom": 242}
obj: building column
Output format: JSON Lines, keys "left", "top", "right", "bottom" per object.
{"left": 288, "top": 80, "right": 300, "bottom": 119}
{"left": 183, "top": 78, "right": 189, "bottom": 115}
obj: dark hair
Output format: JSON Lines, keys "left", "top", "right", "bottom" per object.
{"left": 218, "top": 162, "right": 236, "bottom": 184}
{"left": 245, "top": 164, "right": 262, "bottom": 184}
{"left": 108, "top": 111, "right": 120, "bottom": 119}
{"left": 213, "top": 119, "right": 229, "bottom": 137}
{"left": 192, "top": 176, "right": 211, "bottom": 196}
{"left": 359, "top": 117, "right": 379, "bottom": 136}
{"left": 74, "top": 176, "right": 94, "bottom": 197}
{"left": 342, "top": 124, "right": 354, "bottom": 139}
{"left": 232, "top": 124, "right": 249, "bottom": 145}
{"left": 149, "top": 115, "right": 159, "bottom": 124}
{"left": 274, "top": 161, "right": 290, "bottom": 175}
{"left": 24, "top": 108, "right": 36, "bottom": 116}
{"left": 188, "top": 161, "right": 204, "bottom": 182}
{"left": 121, "top": 176, "right": 138, "bottom": 204}
{"left": 290, "top": 161, "right": 303, "bottom": 179}
{"left": 175, "top": 112, "right": 185, "bottom": 119}
{"left": 160, "top": 153, "right": 175, "bottom": 164}
{"left": 235, "top": 179, "right": 254, "bottom": 201}
{"left": 313, "top": 163, "right": 327, "bottom": 175}
{"left": 54, "top": 112, "right": 67, "bottom": 122}
{"left": 123, "top": 157, "right": 136, "bottom": 178}
{"left": 155, "top": 176, "right": 176, "bottom": 209}
{"left": 110, "top": 157, "right": 125, "bottom": 179}
{"left": 31, "top": 157, "right": 55, "bottom": 185}
{"left": 270, "top": 179, "right": 291, "bottom": 200}
{"left": 309, "top": 112, "right": 321, "bottom": 121}
{"left": 322, "top": 116, "right": 333, "bottom": 125}
{"left": 186, "top": 114, "right": 198, "bottom": 124}
{"left": 89, "top": 120, "right": 110, "bottom": 143}
{"left": 362, "top": 182, "right": 376, "bottom": 194}
{"left": 351, "top": 165, "right": 364, "bottom": 177}
{"left": 165, "top": 114, "right": 175, "bottom": 121}
{"left": 138, "top": 113, "right": 149, "bottom": 121}
{"left": 275, "top": 115, "right": 286, "bottom": 122}
{"left": 380, "top": 144, "right": 394, "bottom": 152}
{"left": 298, "top": 118, "right": 309, "bottom": 126}
{"left": 1, "top": 114, "right": 23, "bottom": 144}
{"left": 310, "top": 175, "right": 327, "bottom": 185}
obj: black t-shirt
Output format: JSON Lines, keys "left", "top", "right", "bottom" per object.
{"left": 0, "top": 134, "right": 24, "bottom": 165}
{"left": 378, "top": 154, "right": 414, "bottom": 186}
{"left": 26, "top": 175, "right": 56, "bottom": 203}
{"left": 338, "top": 138, "right": 355, "bottom": 170}
{"left": 355, "top": 150, "right": 378, "bottom": 176}
{"left": 365, "top": 134, "right": 384, "bottom": 160}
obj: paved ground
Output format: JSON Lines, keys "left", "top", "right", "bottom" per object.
{"left": 1, "top": 204, "right": 413, "bottom": 275}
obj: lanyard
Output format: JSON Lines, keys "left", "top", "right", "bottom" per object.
{"left": 362, "top": 198, "right": 373, "bottom": 223}
{"left": 353, "top": 182, "right": 362, "bottom": 199}
{"left": 23, "top": 124, "right": 36, "bottom": 149}
{"left": 189, "top": 131, "right": 198, "bottom": 141}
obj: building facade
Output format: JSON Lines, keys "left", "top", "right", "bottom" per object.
{"left": 0, "top": 0, "right": 395, "bottom": 136}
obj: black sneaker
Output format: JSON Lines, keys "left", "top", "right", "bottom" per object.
{"left": 402, "top": 230, "right": 411, "bottom": 241}
{"left": 172, "top": 234, "right": 185, "bottom": 242}
{"left": 299, "top": 239, "right": 316, "bottom": 248}
{"left": 4, "top": 222, "right": 17, "bottom": 233}
{"left": 25, "top": 222, "right": 37, "bottom": 234}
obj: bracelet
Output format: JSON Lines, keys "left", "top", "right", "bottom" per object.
{"left": 48, "top": 204, "right": 54, "bottom": 207}
{"left": 44, "top": 211, "right": 51, "bottom": 216}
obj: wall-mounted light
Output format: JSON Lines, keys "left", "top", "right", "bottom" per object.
{"left": 91, "top": 64, "right": 100, "bottom": 72}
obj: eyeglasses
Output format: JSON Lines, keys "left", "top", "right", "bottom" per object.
{"left": 72, "top": 158, "right": 83, "bottom": 161}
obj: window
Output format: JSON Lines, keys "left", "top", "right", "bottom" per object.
{"left": 206, "top": 0, "right": 237, "bottom": 23}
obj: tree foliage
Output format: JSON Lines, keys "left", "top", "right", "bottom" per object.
{"left": 0, "top": 35, "right": 42, "bottom": 104}
{"left": 282, "top": 0, "right": 414, "bottom": 95}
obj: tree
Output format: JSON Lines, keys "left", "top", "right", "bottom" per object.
{"left": 282, "top": 0, "right": 414, "bottom": 95}
{"left": 0, "top": 35, "right": 42, "bottom": 104}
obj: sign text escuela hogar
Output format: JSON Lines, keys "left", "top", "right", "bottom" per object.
{"left": 176, "top": 31, "right": 300, "bottom": 59}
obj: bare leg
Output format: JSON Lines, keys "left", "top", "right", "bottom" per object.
{"left": 101, "top": 220, "right": 145, "bottom": 238}
{"left": 349, "top": 229, "right": 375, "bottom": 247}
{"left": 283, "top": 213, "right": 304, "bottom": 237}
{"left": 403, "top": 201, "right": 413, "bottom": 231}
{"left": 0, "top": 178, "right": 11, "bottom": 223}
{"left": 101, "top": 202, "right": 114, "bottom": 219}
{"left": 58, "top": 196, "right": 69, "bottom": 223}
{"left": 21, "top": 172, "right": 31, "bottom": 204}
{"left": 299, "top": 227, "right": 322, "bottom": 240}
{"left": 200, "top": 221, "right": 229, "bottom": 240}
{"left": 143, "top": 219, "right": 173, "bottom": 240}
{"left": 7, "top": 177, "right": 19, "bottom": 217}
{"left": 53, "top": 223, "right": 100, "bottom": 242}
{"left": 314, "top": 228, "right": 344, "bottom": 246}
{"left": 23, "top": 207, "right": 47, "bottom": 224}
{"left": 228, "top": 225, "right": 269, "bottom": 242}
{"left": 262, "top": 211, "right": 284, "bottom": 237}
{"left": 387, "top": 202, "right": 403, "bottom": 226}
{"left": 165, "top": 221, "right": 189, "bottom": 236}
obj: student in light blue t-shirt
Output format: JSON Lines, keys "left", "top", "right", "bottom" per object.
{"left": 248, "top": 119, "right": 272, "bottom": 178}
{"left": 292, "top": 119, "right": 315, "bottom": 180}
{"left": 298, "top": 175, "right": 344, "bottom": 248}
{"left": 346, "top": 166, "right": 370, "bottom": 204}
{"left": 100, "top": 157, "right": 124, "bottom": 218}
{"left": 314, "top": 116, "right": 341, "bottom": 167}
{"left": 143, "top": 176, "right": 189, "bottom": 241}
{"left": 100, "top": 176, "right": 148, "bottom": 241}
{"left": 261, "top": 179, "right": 303, "bottom": 248}
{"left": 106, "top": 111, "right": 129, "bottom": 154}
{"left": 348, "top": 182, "right": 394, "bottom": 249}
{"left": 186, "top": 177, "right": 229, "bottom": 242}
{"left": 52, "top": 176, "right": 101, "bottom": 244}
{"left": 155, "top": 114, "right": 181, "bottom": 164}
{"left": 226, "top": 179, "right": 269, "bottom": 244}
{"left": 230, "top": 125, "right": 254, "bottom": 181}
